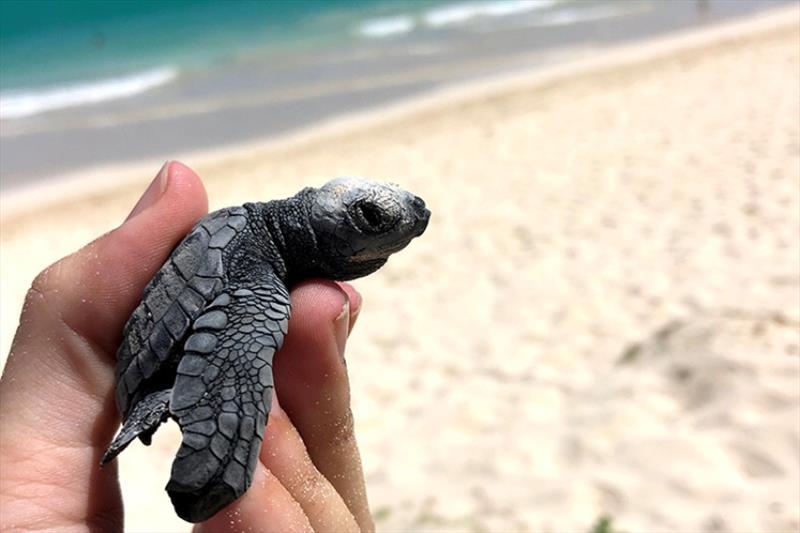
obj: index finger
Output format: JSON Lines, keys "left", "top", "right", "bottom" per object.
{"left": 273, "top": 281, "right": 374, "bottom": 532}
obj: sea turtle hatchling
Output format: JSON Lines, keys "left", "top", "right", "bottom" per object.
{"left": 102, "top": 178, "right": 430, "bottom": 522}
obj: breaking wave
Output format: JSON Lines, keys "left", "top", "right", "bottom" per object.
{"left": 356, "top": 15, "right": 416, "bottom": 38}
{"left": 422, "top": 0, "right": 556, "bottom": 28}
{"left": 0, "top": 66, "right": 178, "bottom": 119}
{"left": 529, "top": 3, "right": 647, "bottom": 27}
{"left": 355, "top": 0, "right": 557, "bottom": 39}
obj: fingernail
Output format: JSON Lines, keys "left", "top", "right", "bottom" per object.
{"left": 126, "top": 161, "right": 171, "bottom": 221}
{"left": 270, "top": 389, "right": 283, "bottom": 414}
{"left": 348, "top": 289, "right": 362, "bottom": 335}
{"left": 334, "top": 296, "right": 350, "bottom": 359}
{"left": 336, "top": 282, "right": 362, "bottom": 335}
{"left": 253, "top": 462, "right": 269, "bottom": 488}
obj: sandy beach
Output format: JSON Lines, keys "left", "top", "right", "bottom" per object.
{"left": 1, "top": 5, "right": 798, "bottom": 532}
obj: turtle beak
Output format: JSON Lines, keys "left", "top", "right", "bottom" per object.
{"left": 411, "top": 196, "right": 430, "bottom": 236}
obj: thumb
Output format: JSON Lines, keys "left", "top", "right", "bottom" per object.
{"left": 0, "top": 161, "right": 208, "bottom": 447}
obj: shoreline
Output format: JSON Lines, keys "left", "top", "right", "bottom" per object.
{"left": 2, "top": 0, "right": 790, "bottom": 186}
{"left": 2, "top": 3, "right": 797, "bottom": 223}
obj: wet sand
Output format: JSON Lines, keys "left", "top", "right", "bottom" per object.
{"left": 1, "top": 6, "right": 798, "bottom": 532}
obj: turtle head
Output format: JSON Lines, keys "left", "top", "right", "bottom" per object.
{"left": 306, "top": 177, "right": 430, "bottom": 280}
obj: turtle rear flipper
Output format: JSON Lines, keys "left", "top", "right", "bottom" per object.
{"left": 102, "top": 389, "right": 172, "bottom": 465}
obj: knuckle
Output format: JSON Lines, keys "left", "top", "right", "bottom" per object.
{"left": 23, "top": 270, "right": 58, "bottom": 317}
{"left": 22, "top": 259, "right": 72, "bottom": 324}
{"left": 30, "top": 267, "right": 54, "bottom": 296}
{"left": 29, "top": 258, "right": 68, "bottom": 297}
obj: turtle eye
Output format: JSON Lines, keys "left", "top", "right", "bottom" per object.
{"left": 359, "top": 202, "right": 383, "bottom": 228}
{"left": 355, "top": 202, "right": 386, "bottom": 233}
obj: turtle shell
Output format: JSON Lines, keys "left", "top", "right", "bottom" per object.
{"left": 115, "top": 207, "right": 248, "bottom": 417}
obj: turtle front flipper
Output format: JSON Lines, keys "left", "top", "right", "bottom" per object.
{"left": 166, "top": 273, "right": 291, "bottom": 523}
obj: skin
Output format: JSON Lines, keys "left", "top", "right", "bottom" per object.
{"left": 0, "top": 162, "right": 373, "bottom": 533}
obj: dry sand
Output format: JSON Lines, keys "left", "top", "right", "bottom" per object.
{"left": 1, "top": 6, "right": 798, "bottom": 532}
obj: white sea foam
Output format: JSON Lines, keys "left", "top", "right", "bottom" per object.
{"left": 356, "top": 15, "right": 416, "bottom": 38}
{"left": 422, "top": 0, "right": 555, "bottom": 28}
{"left": 0, "top": 66, "right": 178, "bottom": 120}
{"left": 530, "top": 4, "right": 647, "bottom": 27}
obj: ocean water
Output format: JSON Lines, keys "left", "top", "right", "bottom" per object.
{"left": 0, "top": 0, "right": 465, "bottom": 117}
{"left": 0, "top": 0, "right": 792, "bottom": 184}
{"left": 0, "top": 0, "right": 736, "bottom": 118}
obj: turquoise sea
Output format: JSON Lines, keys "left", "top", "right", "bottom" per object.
{"left": 7, "top": 0, "right": 586, "bottom": 116}
{"left": 0, "top": 0, "right": 792, "bottom": 183}
{"left": 0, "top": 1, "right": 444, "bottom": 88}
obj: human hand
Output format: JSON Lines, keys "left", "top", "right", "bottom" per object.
{"left": 0, "top": 162, "right": 373, "bottom": 532}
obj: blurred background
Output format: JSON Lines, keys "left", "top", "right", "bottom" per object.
{"left": 1, "top": 1, "right": 798, "bottom": 532}
{"left": 0, "top": 0, "right": 791, "bottom": 183}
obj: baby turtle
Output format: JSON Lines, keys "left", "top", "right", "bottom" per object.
{"left": 102, "top": 178, "right": 430, "bottom": 522}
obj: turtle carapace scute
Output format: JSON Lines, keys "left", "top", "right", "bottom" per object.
{"left": 102, "top": 178, "right": 430, "bottom": 523}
